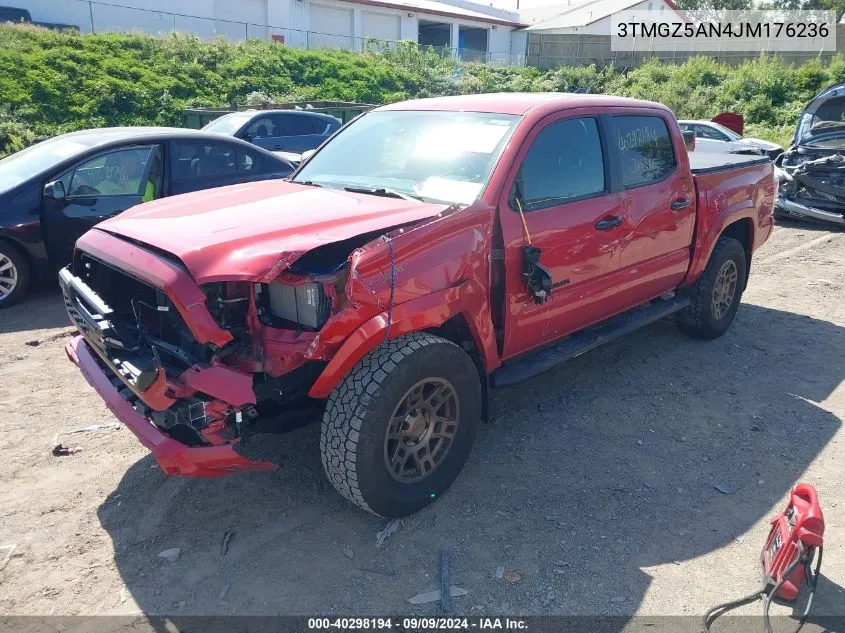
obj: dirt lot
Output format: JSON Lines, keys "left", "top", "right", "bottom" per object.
{"left": 0, "top": 221, "right": 843, "bottom": 628}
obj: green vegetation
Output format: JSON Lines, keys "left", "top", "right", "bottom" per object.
{"left": 2, "top": 24, "right": 844, "bottom": 155}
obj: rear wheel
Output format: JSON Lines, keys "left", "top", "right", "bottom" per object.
{"left": 676, "top": 236, "right": 746, "bottom": 340}
{"left": 320, "top": 333, "right": 481, "bottom": 517}
{"left": 0, "top": 241, "right": 30, "bottom": 308}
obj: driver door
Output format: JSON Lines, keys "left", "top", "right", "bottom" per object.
{"left": 42, "top": 145, "right": 162, "bottom": 269}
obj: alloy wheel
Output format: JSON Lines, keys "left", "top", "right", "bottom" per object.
{"left": 384, "top": 378, "right": 460, "bottom": 483}
{"left": 712, "top": 259, "right": 738, "bottom": 320}
{"left": 0, "top": 253, "right": 18, "bottom": 302}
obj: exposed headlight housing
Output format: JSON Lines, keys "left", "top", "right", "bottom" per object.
{"left": 257, "top": 281, "right": 332, "bottom": 330}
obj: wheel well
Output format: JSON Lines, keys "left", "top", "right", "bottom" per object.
{"left": 720, "top": 219, "right": 753, "bottom": 289}
{"left": 425, "top": 314, "right": 490, "bottom": 422}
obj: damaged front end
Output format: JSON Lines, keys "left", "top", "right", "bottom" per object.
{"left": 776, "top": 148, "right": 845, "bottom": 227}
{"left": 60, "top": 195, "right": 453, "bottom": 475}
{"left": 775, "top": 82, "right": 845, "bottom": 227}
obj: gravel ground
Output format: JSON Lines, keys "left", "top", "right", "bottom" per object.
{"left": 0, "top": 221, "right": 843, "bottom": 629}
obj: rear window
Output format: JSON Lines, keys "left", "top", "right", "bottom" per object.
{"left": 613, "top": 116, "right": 676, "bottom": 188}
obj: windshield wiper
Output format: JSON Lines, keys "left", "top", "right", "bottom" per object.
{"left": 343, "top": 186, "right": 421, "bottom": 202}
{"left": 298, "top": 180, "right": 323, "bottom": 187}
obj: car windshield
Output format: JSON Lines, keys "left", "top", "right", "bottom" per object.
{"left": 0, "top": 135, "right": 99, "bottom": 194}
{"left": 202, "top": 112, "right": 254, "bottom": 135}
{"left": 292, "top": 110, "right": 520, "bottom": 205}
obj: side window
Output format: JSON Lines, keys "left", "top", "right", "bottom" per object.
{"left": 238, "top": 149, "right": 262, "bottom": 173}
{"left": 245, "top": 117, "right": 275, "bottom": 139}
{"left": 172, "top": 142, "right": 238, "bottom": 180}
{"left": 516, "top": 117, "right": 605, "bottom": 210}
{"left": 69, "top": 146, "right": 159, "bottom": 198}
{"left": 276, "top": 115, "right": 316, "bottom": 136}
{"left": 613, "top": 115, "right": 676, "bottom": 188}
{"left": 695, "top": 124, "right": 728, "bottom": 141}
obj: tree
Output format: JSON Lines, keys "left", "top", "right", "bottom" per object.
{"left": 756, "top": 0, "right": 845, "bottom": 20}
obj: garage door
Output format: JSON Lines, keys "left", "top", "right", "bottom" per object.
{"left": 310, "top": 4, "right": 353, "bottom": 49}
{"left": 213, "top": 0, "right": 268, "bottom": 39}
{"left": 362, "top": 11, "right": 400, "bottom": 44}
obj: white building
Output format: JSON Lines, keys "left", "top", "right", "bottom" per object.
{"left": 6, "top": 0, "right": 528, "bottom": 64}
{"left": 520, "top": 0, "right": 685, "bottom": 35}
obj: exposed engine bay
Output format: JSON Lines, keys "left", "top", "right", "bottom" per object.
{"left": 775, "top": 83, "right": 845, "bottom": 227}
{"left": 59, "top": 210, "right": 445, "bottom": 461}
{"left": 776, "top": 148, "right": 845, "bottom": 227}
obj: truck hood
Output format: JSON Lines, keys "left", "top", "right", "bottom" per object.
{"left": 95, "top": 180, "right": 448, "bottom": 284}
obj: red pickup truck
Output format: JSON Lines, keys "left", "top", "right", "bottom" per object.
{"left": 61, "top": 93, "right": 775, "bottom": 517}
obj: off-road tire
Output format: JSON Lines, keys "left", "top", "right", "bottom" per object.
{"left": 0, "top": 240, "right": 31, "bottom": 308}
{"left": 676, "top": 236, "right": 747, "bottom": 340}
{"left": 320, "top": 332, "right": 481, "bottom": 517}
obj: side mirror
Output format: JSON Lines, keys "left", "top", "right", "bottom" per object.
{"left": 682, "top": 130, "right": 696, "bottom": 153}
{"left": 300, "top": 149, "right": 317, "bottom": 163}
{"left": 44, "top": 180, "right": 66, "bottom": 200}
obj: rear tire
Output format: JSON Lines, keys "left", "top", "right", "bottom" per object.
{"left": 0, "top": 241, "right": 30, "bottom": 308}
{"left": 676, "top": 236, "right": 746, "bottom": 340}
{"left": 320, "top": 332, "right": 481, "bottom": 517}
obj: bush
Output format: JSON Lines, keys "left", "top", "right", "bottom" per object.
{"left": 1, "top": 23, "right": 843, "bottom": 156}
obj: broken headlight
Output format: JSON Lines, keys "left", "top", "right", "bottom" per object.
{"left": 256, "top": 281, "right": 331, "bottom": 330}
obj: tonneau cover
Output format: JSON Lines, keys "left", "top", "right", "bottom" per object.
{"left": 689, "top": 153, "right": 772, "bottom": 175}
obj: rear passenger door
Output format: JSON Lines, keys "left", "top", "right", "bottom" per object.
{"left": 499, "top": 111, "right": 627, "bottom": 359}
{"left": 169, "top": 141, "right": 274, "bottom": 195}
{"left": 612, "top": 113, "right": 696, "bottom": 306}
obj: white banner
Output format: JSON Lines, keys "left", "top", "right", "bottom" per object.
{"left": 611, "top": 10, "right": 836, "bottom": 52}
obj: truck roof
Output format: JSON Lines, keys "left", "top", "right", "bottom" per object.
{"left": 379, "top": 92, "right": 669, "bottom": 116}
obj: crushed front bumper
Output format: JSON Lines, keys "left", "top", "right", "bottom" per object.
{"left": 65, "top": 335, "right": 276, "bottom": 477}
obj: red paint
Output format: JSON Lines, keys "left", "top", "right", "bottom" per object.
{"left": 76, "top": 229, "right": 233, "bottom": 348}
{"left": 681, "top": 160, "right": 775, "bottom": 287}
{"left": 65, "top": 336, "right": 275, "bottom": 476}
{"left": 712, "top": 112, "right": 744, "bottom": 136}
{"left": 178, "top": 364, "right": 256, "bottom": 407}
{"left": 64, "top": 93, "right": 775, "bottom": 477}
{"left": 96, "top": 181, "right": 448, "bottom": 285}
{"left": 763, "top": 484, "right": 824, "bottom": 601}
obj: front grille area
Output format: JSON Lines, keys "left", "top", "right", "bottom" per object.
{"left": 71, "top": 251, "right": 208, "bottom": 370}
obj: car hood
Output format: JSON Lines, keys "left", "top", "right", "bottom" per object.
{"left": 743, "top": 138, "right": 782, "bottom": 151}
{"left": 95, "top": 180, "right": 448, "bottom": 284}
{"left": 794, "top": 82, "right": 845, "bottom": 146}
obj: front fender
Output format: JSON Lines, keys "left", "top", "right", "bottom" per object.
{"left": 308, "top": 279, "right": 498, "bottom": 398}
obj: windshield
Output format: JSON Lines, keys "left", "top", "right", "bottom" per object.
{"left": 0, "top": 135, "right": 98, "bottom": 194}
{"left": 292, "top": 110, "right": 520, "bottom": 205}
{"left": 202, "top": 112, "right": 253, "bottom": 135}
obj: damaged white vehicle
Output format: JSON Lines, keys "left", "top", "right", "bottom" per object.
{"left": 775, "top": 82, "right": 845, "bottom": 227}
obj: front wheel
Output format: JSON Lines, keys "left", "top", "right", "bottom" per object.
{"left": 320, "top": 332, "right": 481, "bottom": 517}
{"left": 0, "top": 241, "right": 31, "bottom": 308}
{"left": 676, "top": 236, "right": 747, "bottom": 340}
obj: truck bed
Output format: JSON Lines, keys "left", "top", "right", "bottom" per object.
{"left": 689, "top": 153, "right": 772, "bottom": 175}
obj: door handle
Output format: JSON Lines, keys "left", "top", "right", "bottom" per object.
{"left": 671, "top": 198, "right": 691, "bottom": 211}
{"left": 595, "top": 216, "right": 623, "bottom": 231}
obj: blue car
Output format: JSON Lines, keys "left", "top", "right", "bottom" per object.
{"left": 202, "top": 110, "right": 342, "bottom": 161}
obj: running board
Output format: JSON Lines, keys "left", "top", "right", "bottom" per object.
{"left": 491, "top": 295, "right": 691, "bottom": 388}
